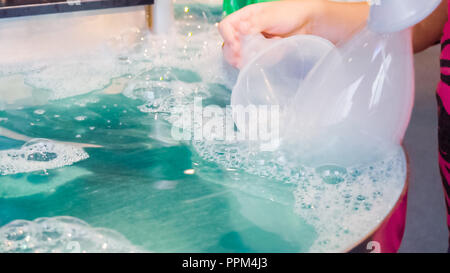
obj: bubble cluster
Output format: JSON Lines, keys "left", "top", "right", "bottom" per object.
{"left": 0, "top": 139, "right": 89, "bottom": 176}
{"left": 294, "top": 149, "right": 405, "bottom": 252}
{"left": 316, "top": 165, "right": 347, "bottom": 185}
{"left": 0, "top": 216, "right": 141, "bottom": 253}
{"left": 22, "top": 54, "right": 133, "bottom": 101}
{"left": 119, "top": 4, "right": 236, "bottom": 122}
{"left": 193, "top": 139, "right": 405, "bottom": 252}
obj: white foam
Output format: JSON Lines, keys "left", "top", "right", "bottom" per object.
{"left": 0, "top": 139, "right": 89, "bottom": 176}
{"left": 293, "top": 149, "right": 406, "bottom": 252}
{"left": 33, "top": 109, "right": 45, "bottom": 115}
{"left": 193, "top": 139, "right": 406, "bottom": 252}
{"left": 0, "top": 216, "right": 141, "bottom": 253}
{"left": 0, "top": 3, "right": 232, "bottom": 105}
{"left": 23, "top": 55, "right": 128, "bottom": 101}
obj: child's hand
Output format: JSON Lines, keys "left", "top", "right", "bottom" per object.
{"left": 219, "top": 0, "right": 369, "bottom": 68}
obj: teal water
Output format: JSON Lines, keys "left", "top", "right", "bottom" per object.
{"left": 0, "top": 92, "right": 316, "bottom": 252}
{"left": 0, "top": 2, "right": 406, "bottom": 253}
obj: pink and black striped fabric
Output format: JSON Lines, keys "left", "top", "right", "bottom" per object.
{"left": 437, "top": 8, "right": 450, "bottom": 250}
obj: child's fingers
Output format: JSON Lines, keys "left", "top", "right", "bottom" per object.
{"left": 218, "top": 18, "right": 238, "bottom": 45}
{"left": 226, "top": 6, "right": 259, "bottom": 35}
{"left": 236, "top": 2, "right": 310, "bottom": 37}
{"left": 219, "top": 3, "right": 270, "bottom": 68}
{"left": 223, "top": 43, "right": 241, "bottom": 68}
{"left": 219, "top": 15, "right": 242, "bottom": 63}
{"left": 219, "top": 23, "right": 240, "bottom": 56}
{"left": 234, "top": 3, "right": 274, "bottom": 35}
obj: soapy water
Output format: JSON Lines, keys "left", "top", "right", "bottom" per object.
{"left": 0, "top": 1, "right": 406, "bottom": 252}
{"left": 0, "top": 216, "right": 140, "bottom": 253}
{"left": 295, "top": 150, "right": 405, "bottom": 252}
{"left": 192, "top": 138, "right": 405, "bottom": 252}
{"left": 0, "top": 166, "right": 91, "bottom": 199}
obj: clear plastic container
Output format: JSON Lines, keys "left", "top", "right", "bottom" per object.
{"left": 282, "top": 27, "right": 414, "bottom": 167}
{"left": 230, "top": 0, "right": 440, "bottom": 166}
{"left": 231, "top": 34, "right": 334, "bottom": 134}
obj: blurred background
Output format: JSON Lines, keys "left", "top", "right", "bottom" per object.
{"left": 401, "top": 45, "right": 448, "bottom": 253}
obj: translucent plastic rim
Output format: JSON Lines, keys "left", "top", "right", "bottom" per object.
{"left": 231, "top": 34, "right": 335, "bottom": 107}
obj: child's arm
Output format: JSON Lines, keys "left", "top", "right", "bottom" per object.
{"left": 219, "top": 0, "right": 449, "bottom": 67}
{"left": 413, "top": 0, "right": 448, "bottom": 53}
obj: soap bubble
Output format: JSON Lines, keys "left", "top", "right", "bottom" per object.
{"left": 0, "top": 139, "right": 89, "bottom": 176}
{"left": 0, "top": 216, "right": 141, "bottom": 253}
{"left": 33, "top": 109, "right": 45, "bottom": 115}
{"left": 293, "top": 147, "right": 406, "bottom": 252}
{"left": 315, "top": 165, "right": 347, "bottom": 185}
